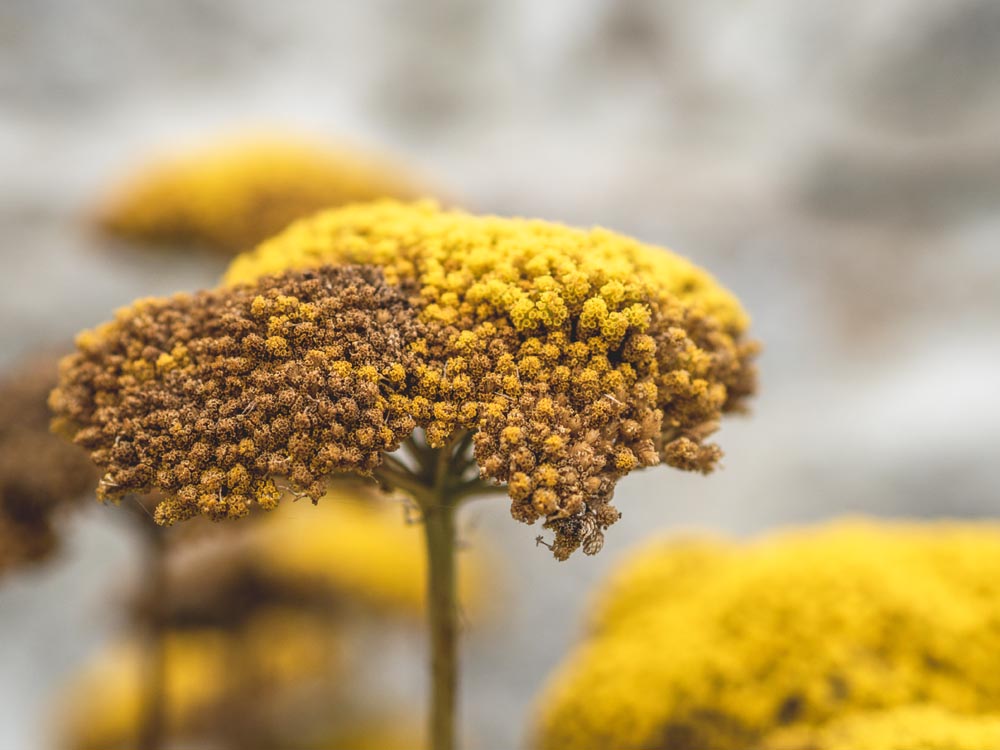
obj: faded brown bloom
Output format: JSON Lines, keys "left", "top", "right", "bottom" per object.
{"left": 51, "top": 266, "right": 422, "bottom": 526}
{"left": 0, "top": 356, "right": 97, "bottom": 574}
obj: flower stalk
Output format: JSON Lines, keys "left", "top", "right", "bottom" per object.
{"left": 136, "top": 520, "right": 167, "bottom": 750}
{"left": 421, "top": 488, "right": 459, "bottom": 750}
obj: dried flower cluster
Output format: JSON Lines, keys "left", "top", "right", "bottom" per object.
{"left": 533, "top": 521, "right": 1000, "bottom": 749}
{"left": 53, "top": 201, "right": 757, "bottom": 558}
{"left": 0, "top": 356, "right": 97, "bottom": 574}
{"left": 51, "top": 266, "right": 422, "bottom": 526}
{"left": 98, "top": 139, "right": 425, "bottom": 254}
{"left": 762, "top": 706, "right": 1000, "bottom": 750}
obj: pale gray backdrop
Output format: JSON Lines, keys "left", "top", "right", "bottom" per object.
{"left": 1, "top": 1, "right": 998, "bottom": 747}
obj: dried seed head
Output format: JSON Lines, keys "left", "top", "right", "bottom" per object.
{"left": 0, "top": 356, "right": 97, "bottom": 575}
{"left": 51, "top": 266, "right": 423, "bottom": 524}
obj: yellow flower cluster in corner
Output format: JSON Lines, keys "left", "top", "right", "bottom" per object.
{"left": 60, "top": 611, "right": 335, "bottom": 750}
{"left": 762, "top": 706, "right": 1000, "bottom": 750}
{"left": 97, "top": 138, "right": 425, "bottom": 254}
{"left": 532, "top": 520, "right": 1000, "bottom": 750}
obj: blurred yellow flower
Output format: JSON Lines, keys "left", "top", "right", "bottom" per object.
{"left": 533, "top": 520, "right": 1000, "bottom": 750}
{"left": 60, "top": 610, "right": 336, "bottom": 750}
{"left": 250, "top": 490, "right": 485, "bottom": 616}
{"left": 97, "top": 137, "right": 426, "bottom": 254}
{"left": 762, "top": 706, "right": 1000, "bottom": 750}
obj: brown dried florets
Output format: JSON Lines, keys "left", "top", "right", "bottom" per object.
{"left": 0, "top": 357, "right": 98, "bottom": 574}
{"left": 50, "top": 266, "right": 422, "bottom": 525}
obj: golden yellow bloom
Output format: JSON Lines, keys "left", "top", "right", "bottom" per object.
{"left": 97, "top": 138, "right": 425, "bottom": 254}
{"left": 762, "top": 706, "right": 1000, "bottom": 750}
{"left": 0, "top": 356, "right": 97, "bottom": 575}
{"left": 52, "top": 201, "right": 757, "bottom": 558}
{"left": 250, "top": 490, "right": 483, "bottom": 615}
{"left": 158, "top": 490, "right": 484, "bottom": 624}
{"left": 60, "top": 611, "right": 336, "bottom": 750}
{"left": 533, "top": 521, "right": 1000, "bottom": 749}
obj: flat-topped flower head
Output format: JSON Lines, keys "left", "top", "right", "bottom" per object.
{"left": 53, "top": 200, "right": 757, "bottom": 558}
{"left": 97, "top": 138, "right": 426, "bottom": 255}
{"left": 0, "top": 356, "right": 97, "bottom": 575}
{"left": 762, "top": 706, "right": 1000, "bottom": 750}
{"left": 532, "top": 521, "right": 1000, "bottom": 749}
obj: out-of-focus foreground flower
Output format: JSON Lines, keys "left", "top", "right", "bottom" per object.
{"left": 59, "top": 495, "right": 458, "bottom": 750}
{"left": 0, "top": 355, "right": 97, "bottom": 576}
{"left": 153, "top": 489, "right": 485, "bottom": 627}
{"left": 532, "top": 520, "right": 1000, "bottom": 750}
{"left": 96, "top": 138, "right": 427, "bottom": 255}
{"left": 52, "top": 199, "right": 757, "bottom": 559}
{"left": 761, "top": 706, "right": 1000, "bottom": 750}
{"left": 50, "top": 198, "right": 756, "bottom": 750}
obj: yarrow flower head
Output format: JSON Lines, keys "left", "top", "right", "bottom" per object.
{"left": 0, "top": 356, "right": 97, "bottom": 575}
{"left": 52, "top": 200, "right": 758, "bottom": 558}
{"left": 97, "top": 138, "right": 425, "bottom": 255}
{"left": 532, "top": 520, "right": 1000, "bottom": 749}
{"left": 762, "top": 706, "right": 1000, "bottom": 750}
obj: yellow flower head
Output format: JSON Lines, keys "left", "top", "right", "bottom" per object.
{"left": 763, "top": 706, "right": 1000, "bottom": 750}
{"left": 97, "top": 138, "right": 425, "bottom": 254}
{"left": 0, "top": 356, "right": 97, "bottom": 576}
{"left": 59, "top": 611, "right": 338, "bottom": 750}
{"left": 52, "top": 201, "right": 757, "bottom": 558}
{"left": 160, "top": 490, "right": 484, "bottom": 623}
{"left": 533, "top": 520, "right": 1000, "bottom": 749}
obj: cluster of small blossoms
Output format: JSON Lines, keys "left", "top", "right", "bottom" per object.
{"left": 97, "top": 138, "right": 424, "bottom": 255}
{"left": 53, "top": 201, "right": 757, "bottom": 558}
{"left": 0, "top": 357, "right": 97, "bottom": 574}
{"left": 762, "top": 706, "right": 1000, "bottom": 750}
{"left": 533, "top": 521, "right": 1000, "bottom": 748}
{"left": 51, "top": 266, "right": 422, "bottom": 525}
{"left": 229, "top": 200, "right": 757, "bottom": 558}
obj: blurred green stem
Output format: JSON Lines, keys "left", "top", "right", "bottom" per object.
{"left": 137, "top": 520, "right": 167, "bottom": 750}
{"left": 421, "top": 486, "right": 459, "bottom": 750}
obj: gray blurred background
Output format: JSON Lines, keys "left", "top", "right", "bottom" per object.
{"left": 1, "top": 0, "right": 998, "bottom": 747}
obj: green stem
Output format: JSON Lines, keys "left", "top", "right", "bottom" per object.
{"left": 421, "top": 490, "right": 459, "bottom": 750}
{"left": 136, "top": 522, "right": 167, "bottom": 750}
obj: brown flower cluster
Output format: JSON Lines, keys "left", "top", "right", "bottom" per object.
{"left": 0, "top": 356, "right": 97, "bottom": 574}
{"left": 51, "top": 266, "right": 422, "bottom": 526}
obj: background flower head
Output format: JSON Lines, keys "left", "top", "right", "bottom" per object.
{"left": 97, "top": 137, "right": 427, "bottom": 255}
{"left": 533, "top": 520, "right": 1000, "bottom": 749}
{"left": 0, "top": 355, "right": 97, "bottom": 576}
